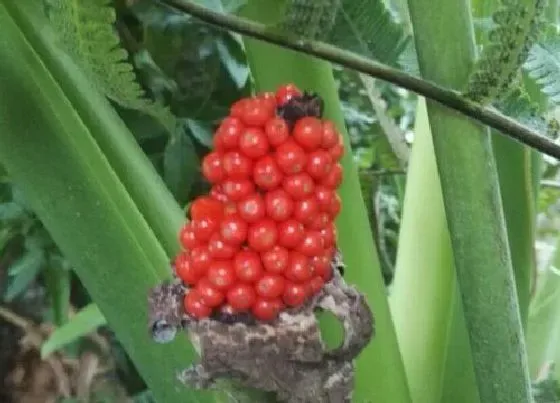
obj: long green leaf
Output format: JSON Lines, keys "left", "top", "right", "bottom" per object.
{"left": 0, "top": 3, "right": 215, "bottom": 402}
{"left": 9, "top": 0, "right": 185, "bottom": 259}
{"left": 406, "top": 0, "right": 533, "bottom": 401}
{"left": 240, "top": 2, "right": 412, "bottom": 402}
{"left": 389, "top": 99, "right": 460, "bottom": 403}
{"left": 41, "top": 303, "right": 107, "bottom": 357}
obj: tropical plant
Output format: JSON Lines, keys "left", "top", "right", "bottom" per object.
{"left": 2, "top": 0, "right": 560, "bottom": 402}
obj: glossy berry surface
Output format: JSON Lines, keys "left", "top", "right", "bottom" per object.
{"left": 178, "top": 83, "right": 346, "bottom": 321}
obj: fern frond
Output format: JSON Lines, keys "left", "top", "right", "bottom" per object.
{"left": 327, "top": 0, "right": 410, "bottom": 66}
{"left": 46, "top": 0, "right": 177, "bottom": 134}
{"left": 495, "top": 87, "right": 554, "bottom": 138}
{"left": 279, "top": 0, "right": 341, "bottom": 40}
{"left": 465, "top": 0, "right": 546, "bottom": 103}
{"left": 524, "top": 39, "right": 560, "bottom": 104}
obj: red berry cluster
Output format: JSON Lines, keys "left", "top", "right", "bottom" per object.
{"left": 175, "top": 84, "right": 344, "bottom": 322}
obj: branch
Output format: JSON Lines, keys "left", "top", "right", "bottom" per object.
{"left": 160, "top": 0, "right": 560, "bottom": 160}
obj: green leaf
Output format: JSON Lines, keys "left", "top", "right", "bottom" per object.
{"left": 41, "top": 303, "right": 107, "bottom": 358}
{"left": 46, "top": 0, "right": 177, "bottom": 134}
{"left": 327, "top": 0, "right": 411, "bottom": 66}
{"left": 465, "top": 0, "right": 546, "bottom": 103}
{"left": 0, "top": 201, "right": 26, "bottom": 221}
{"left": 278, "top": 0, "right": 341, "bottom": 40}
{"left": 43, "top": 258, "right": 71, "bottom": 326}
{"left": 185, "top": 119, "right": 214, "bottom": 148}
{"left": 163, "top": 130, "right": 199, "bottom": 205}
{"left": 5, "top": 247, "right": 44, "bottom": 301}
{"left": 524, "top": 39, "right": 560, "bottom": 104}
{"left": 389, "top": 99, "right": 460, "bottom": 403}
{"left": 0, "top": 3, "right": 217, "bottom": 401}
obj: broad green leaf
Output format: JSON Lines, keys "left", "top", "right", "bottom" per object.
{"left": 390, "top": 99, "right": 461, "bottom": 403}
{"left": 163, "top": 130, "right": 199, "bottom": 205}
{"left": 41, "top": 303, "right": 107, "bottom": 358}
{"left": 0, "top": 3, "right": 217, "bottom": 401}
{"left": 186, "top": 119, "right": 214, "bottom": 148}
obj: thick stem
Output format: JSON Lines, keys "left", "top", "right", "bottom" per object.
{"left": 406, "top": 0, "right": 532, "bottom": 402}
{"left": 161, "top": 0, "right": 560, "bottom": 161}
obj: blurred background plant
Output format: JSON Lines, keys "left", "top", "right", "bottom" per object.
{"left": 1, "top": 0, "right": 560, "bottom": 402}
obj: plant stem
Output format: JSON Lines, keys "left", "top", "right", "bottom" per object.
{"left": 161, "top": 0, "right": 560, "bottom": 161}
{"left": 406, "top": 0, "right": 533, "bottom": 401}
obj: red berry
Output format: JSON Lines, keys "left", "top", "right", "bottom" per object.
{"left": 265, "top": 117, "right": 290, "bottom": 147}
{"left": 261, "top": 245, "right": 290, "bottom": 274}
{"left": 190, "top": 196, "right": 224, "bottom": 221}
{"left": 227, "top": 284, "right": 257, "bottom": 310}
{"left": 216, "top": 117, "right": 244, "bottom": 149}
{"left": 309, "top": 276, "right": 325, "bottom": 295}
{"left": 328, "top": 138, "right": 344, "bottom": 162}
{"left": 207, "top": 260, "right": 237, "bottom": 290}
{"left": 306, "top": 150, "right": 333, "bottom": 179}
{"left": 230, "top": 98, "right": 249, "bottom": 118}
{"left": 315, "top": 186, "right": 334, "bottom": 211}
{"left": 308, "top": 212, "right": 330, "bottom": 230}
{"left": 293, "top": 117, "right": 323, "bottom": 150}
{"left": 222, "top": 151, "right": 253, "bottom": 179}
{"left": 310, "top": 253, "right": 330, "bottom": 277}
{"left": 321, "top": 163, "right": 343, "bottom": 188}
{"left": 237, "top": 193, "right": 266, "bottom": 223}
{"left": 179, "top": 223, "right": 199, "bottom": 249}
{"left": 210, "top": 185, "right": 228, "bottom": 202}
{"left": 239, "top": 127, "right": 269, "bottom": 159}
{"left": 252, "top": 297, "right": 283, "bottom": 321}
{"left": 265, "top": 189, "right": 294, "bottom": 221}
{"left": 190, "top": 245, "right": 212, "bottom": 273}
{"left": 240, "top": 98, "right": 274, "bottom": 127}
{"left": 285, "top": 252, "right": 313, "bottom": 282}
{"left": 202, "top": 152, "right": 225, "bottom": 183}
{"left": 329, "top": 192, "right": 342, "bottom": 217}
{"left": 321, "top": 121, "right": 339, "bottom": 148}
{"left": 320, "top": 222, "right": 336, "bottom": 248}
{"left": 224, "top": 202, "right": 238, "bottom": 216}
{"left": 234, "top": 249, "right": 264, "bottom": 283}
{"left": 175, "top": 253, "right": 202, "bottom": 285}
{"left": 293, "top": 198, "right": 319, "bottom": 225}
{"left": 283, "top": 282, "right": 309, "bottom": 307}
{"left": 184, "top": 290, "right": 212, "bottom": 319}
{"left": 253, "top": 155, "right": 283, "bottom": 190}
{"left": 193, "top": 217, "right": 220, "bottom": 242}
{"left": 258, "top": 91, "right": 277, "bottom": 110}
{"left": 310, "top": 253, "right": 332, "bottom": 280}
{"left": 196, "top": 278, "right": 225, "bottom": 308}
{"left": 275, "top": 140, "right": 307, "bottom": 174}
{"left": 277, "top": 219, "right": 305, "bottom": 249}
{"left": 248, "top": 219, "right": 278, "bottom": 252}
{"left": 256, "top": 274, "right": 285, "bottom": 298}
{"left": 276, "top": 83, "right": 302, "bottom": 105}
{"left": 283, "top": 173, "right": 315, "bottom": 200}
{"left": 208, "top": 233, "right": 237, "bottom": 259}
{"left": 220, "top": 214, "right": 248, "bottom": 245}
{"left": 222, "top": 179, "right": 255, "bottom": 201}
{"left": 296, "top": 231, "right": 324, "bottom": 257}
